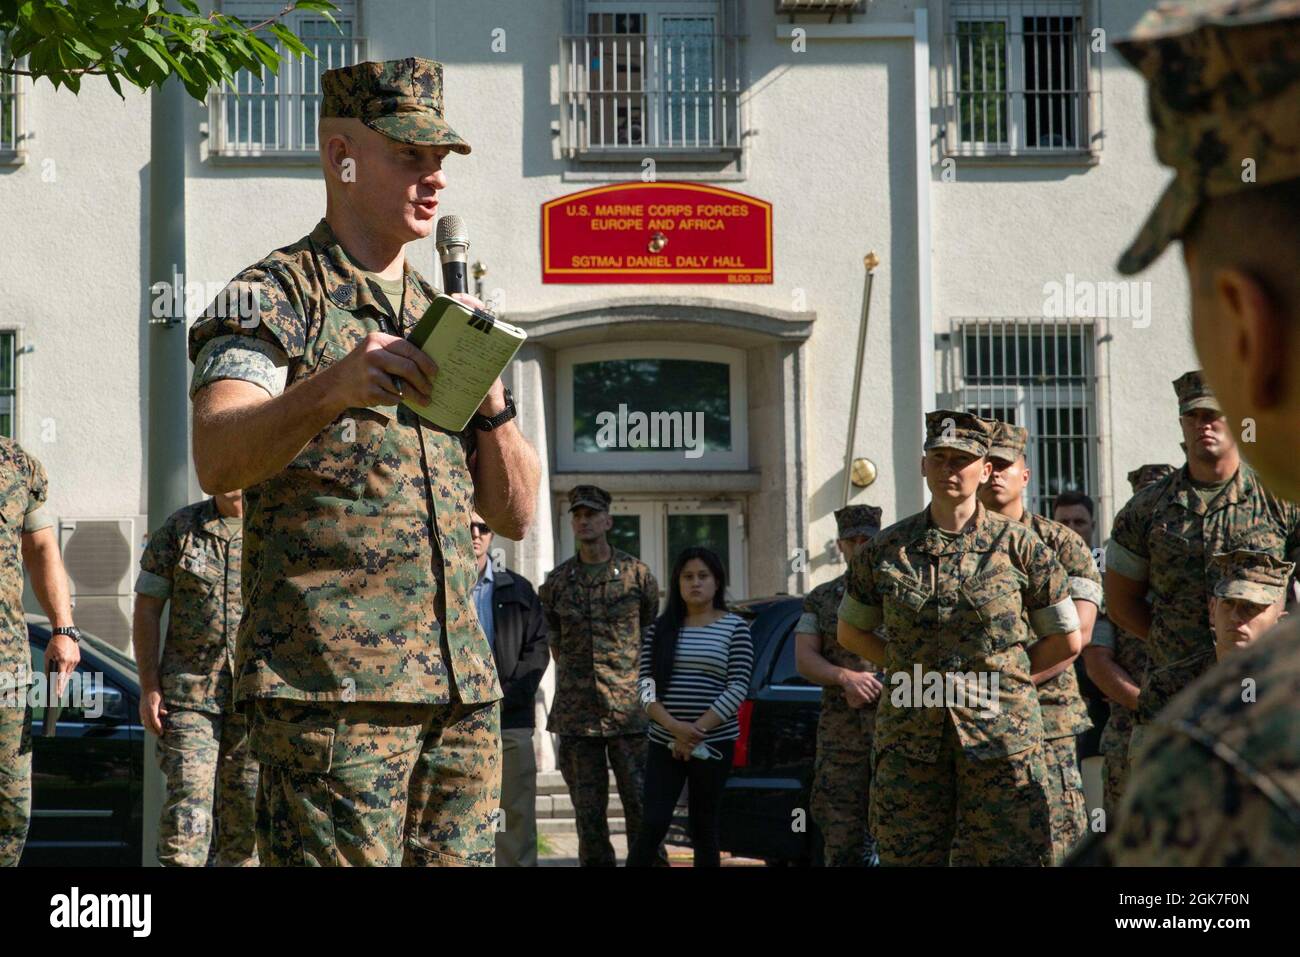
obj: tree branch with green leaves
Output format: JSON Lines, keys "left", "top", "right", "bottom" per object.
{"left": 0, "top": 0, "right": 340, "bottom": 100}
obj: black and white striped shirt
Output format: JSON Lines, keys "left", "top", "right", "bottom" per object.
{"left": 637, "top": 612, "right": 755, "bottom": 745}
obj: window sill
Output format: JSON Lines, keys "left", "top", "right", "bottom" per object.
{"left": 570, "top": 147, "right": 742, "bottom": 164}
{"left": 940, "top": 151, "right": 1101, "bottom": 169}
{"left": 206, "top": 150, "right": 320, "bottom": 168}
{"left": 0, "top": 150, "right": 27, "bottom": 167}
{"left": 551, "top": 470, "right": 762, "bottom": 493}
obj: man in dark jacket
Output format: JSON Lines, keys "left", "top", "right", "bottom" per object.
{"left": 471, "top": 513, "right": 549, "bottom": 866}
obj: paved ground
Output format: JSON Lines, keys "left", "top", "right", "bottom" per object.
{"left": 538, "top": 832, "right": 763, "bottom": 867}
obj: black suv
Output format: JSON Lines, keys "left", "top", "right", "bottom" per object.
{"left": 718, "top": 595, "right": 823, "bottom": 866}
{"left": 19, "top": 616, "right": 144, "bottom": 866}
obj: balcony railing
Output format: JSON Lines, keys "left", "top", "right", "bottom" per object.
{"left": 560, "top": 29, "right": 743, "bottom": 157}
{"left": 209, "top": 35, "right": 367, "bottom": 156}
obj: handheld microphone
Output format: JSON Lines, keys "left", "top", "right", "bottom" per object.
{"left": 435, "top": 214, "right": 470, "bottom": 295}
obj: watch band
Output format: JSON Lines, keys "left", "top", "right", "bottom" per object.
{"left": 52, "top": 626, "right": 81, "bottom": 643}
{"left": 473, "top": 388, "right": 517, "bottom": 432}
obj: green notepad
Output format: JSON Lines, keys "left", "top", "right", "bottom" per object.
{"left": 402, "top": 295, "right": 528, "bottom": 432}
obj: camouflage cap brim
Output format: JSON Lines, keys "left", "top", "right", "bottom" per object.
{"left": 365, "top": 113, "right": 472, "bottom": 154}
{"left": 988, "top": 445, "right": 1023, "bottom": 464}
{"left": 1215, "top": 580, "right": 1286, "bottom": 604}
{"left": 568, "top": 497, "right": 609, "bottom": 512}
{"left": 1117, "top": 173, "right": 1199, "bottom": 275}
{"left": 924, "top": 435, "right": 987, "bottom": 457}
{"left": 1179, "top": 395, "right": 1223, "bottom": 415}
{"left": 838, "top": 523, "right": 880, "bottom": 539}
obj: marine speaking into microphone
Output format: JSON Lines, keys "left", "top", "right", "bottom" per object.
{"left": 185, "top": 57, "right": 540, "bottom": 867}
{"left": 436, "top": 214, "right": 470, "bottom": 295}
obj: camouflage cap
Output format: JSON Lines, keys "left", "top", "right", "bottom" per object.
{"left": 1115, "top": 0, "right": 1300, "bottom": 274}
{"left": 834, "top": 504, "right": 883, "bottom": 539}
{"left": 568, "top": 485, "right": 612, "bottom": 513}
{"left": 923, "top": 410, "right": 995, "bottom": 457}
{"left": 988, "top": 421, "right": 1029, "bottom": 463}
{"left": 321, "top": 58, "right": 471, "bottom": 154}
{"left": 1127, "top": 463, "right": 1176, "bottom": 491}
{"left": 1210, "top": 548, "right": 1295, "bottom": 604}
{"left": 1173, "top": 370, "right": 1222, "bottom": 415}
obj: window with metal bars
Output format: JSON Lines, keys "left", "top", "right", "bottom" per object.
{"left": 943, "top": 0, "right": 1101, "bottom": 157}
{"left": 209, "top": 1, "right": 364, "bottom": 156}
{"left": 560, "top": 0, "right": 744, "bottom": 156}
{"left": 0, "top": 331, "right": 16, "bottom": 438}
{"left": 1, "top": 37, "right": 24, "bottom": 155}
{"left": 945, "top": 319, "right": 1100, "bottom": 517}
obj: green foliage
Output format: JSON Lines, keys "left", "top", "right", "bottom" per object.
{"left": 0, "top": 0, "right": 339, "bottom": 99}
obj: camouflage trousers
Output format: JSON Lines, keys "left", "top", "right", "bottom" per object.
{"left": 810, "top": 747, "right": 874, "bottom": 866}
{"left": 249, "top": 697, "right": 500, "bottom": 867}
{"left": 556, "top": 733, "right": 653, "bottom": 867}
{"left": 869, "top": 720, "right": 1053, "bottom": 866}
{"left": 156, "top": 707, "right": 259, "bottom": 866}
{"left": 1043, "top": 735, "right": 1087, "bottom": 864}
{"left": 0, "top": 697, "right": 32, "bottom": 867}
{"left": 1099, "top": 713, "right": 1134, "bottom": 819}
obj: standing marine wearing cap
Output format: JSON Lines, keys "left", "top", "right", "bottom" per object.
{"left": 978, "top": 421, "right": 1102, "bottom": 863}
{"left": 1082, "top": 465, "right": 1171, "bottom": 817}
{"left": 539, "top": 486, "right": 662, "bottom": 866}
{"left": 1086, "top": 0, "right": 1300, "bottom": 867}
{"left": 794, "top": 503, "right": 884, "bottom": 866}
{"left": 186, "top": 58, "right": 541, "bottom": 866}
{"left": 1104, "top": 372, "right": 1300, "bottom": 768}
{"left": 837, "top": 411, "right": 1082, "bottom": 865}
{"left": 1206, "top": 549, "right": 1293, "bottom": 660}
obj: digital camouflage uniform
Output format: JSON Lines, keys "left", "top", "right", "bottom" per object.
{"left": 1106, "top": 377, "right": 1300, "bottom": 764}
{"left": 988, "top": 422, "right": 1100, "bottom": 862}
{"left": 839, "top": 412, "right": 1079, "bottom": 866}
{"left": 187, "top": 59, "right": 501, "bottom": 867}
{"left": 1102, "top": 0, "right": 1300, "bottom": 867}
{"left": 0, "top": 438, "right": 52, "bottom": 867}
{"left": 798, "top": 504, "right": 882, "bottom": 867}
{"left": 1093, "top": 465, "right": 1170, "bottom": 817}
{"left": 541, "top": 485, "right": 660, "bottom": 866}
{"left": 136, "top": 499, "right": 258, "bottom": 866}
{"left": 1091, "top": 618, "right": 1148, "bottom": 817}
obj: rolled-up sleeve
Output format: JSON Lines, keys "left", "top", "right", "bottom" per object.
{"left": 134, "top": 569, "right": 172, "bottom": 600}
{"left": 1068, "top": 575, "right": 1104, "bottom": 607}
{"left": 190, "top": 335, "right": 289, "bottom": 399}
{"left": 837, "top": 593, "right": 882, "bottom": 632}
{"left": 22, "top": 506, "right": 53, "bottom": 533}
{"left": 794, "top": 610, "right": 819, "bottom": 635}
{"left": 1029, "top": 596, "right": 1080, "bottom": 637}
{"left": 1105, "top": 539, "right": 1149, "bottom": 581}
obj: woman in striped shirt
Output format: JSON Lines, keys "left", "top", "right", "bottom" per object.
{"left": 626, "top": 547, "right": 754, "bottom": 867}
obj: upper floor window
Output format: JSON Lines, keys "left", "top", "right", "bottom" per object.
{"left": 210, "top": 0, "right": 364, "bottom": 157}
{"left": 557, "top": 341, "right": 748, "bottom": 471}
{"left": 1, "top": 36, "right": 25, "bottom": 156}
{"left": 942, "top": 1, "right": 1102, "bottom": 158}
{"left": 560, "top": 0, "right": 744, "bottom": 158}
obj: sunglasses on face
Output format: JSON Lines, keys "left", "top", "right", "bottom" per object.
{"left": 470, "top": 522, "right": 493, "bottom": 536}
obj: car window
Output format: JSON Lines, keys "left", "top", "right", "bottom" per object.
{"left": 768, "top": 617, "right": 813, "bottom": 687}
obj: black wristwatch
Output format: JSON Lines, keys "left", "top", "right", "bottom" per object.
{"left": 53, "top": 626, "right": 82, "bottom": 644}
{"left": 472, "top": 387, "right": 517, "bottom": 432}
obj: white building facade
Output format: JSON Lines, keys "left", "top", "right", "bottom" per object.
{"left": 3, "top": 0, "right": 1196, "bottom": 754}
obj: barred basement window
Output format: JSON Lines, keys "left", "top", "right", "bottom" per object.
{"left": 0, "top": 331, "right": 16, "bottom": 438}
{"left": 945, "top": 318, "right": 1100, "bottom": 518}
{"left": 942, "top": 0, "right": 1102, "bottom": 157}
{"left": 210, "top": 1, "right": 365, "bottom": 156}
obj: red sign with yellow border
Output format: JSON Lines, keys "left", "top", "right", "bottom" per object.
{"left": 542, "top": 182, "right": 773, "bottom": 284}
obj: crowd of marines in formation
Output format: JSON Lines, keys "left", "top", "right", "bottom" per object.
{"left": 2, "top": 0, "right": 1299, "bottom": 868}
